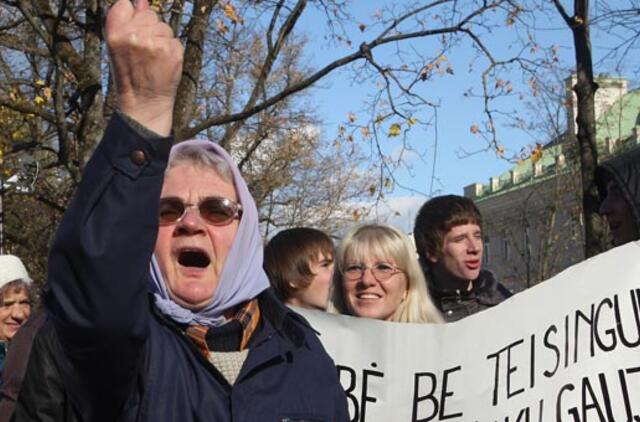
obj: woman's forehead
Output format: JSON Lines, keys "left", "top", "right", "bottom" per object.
{"left": 1, "top": 287, "right": 29, "bottom": 303}
{"left": 345, "top": 246, "right": 396, "bottom": 264}
{"left": 162, "top": 164, "right": 238, "bottom": 200}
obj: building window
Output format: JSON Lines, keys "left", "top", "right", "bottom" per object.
{"left": 483, "top": 240, "right": 490, "bottom": 265}
{"left": 503, "top": 238, "right": 510, "bottom": 261}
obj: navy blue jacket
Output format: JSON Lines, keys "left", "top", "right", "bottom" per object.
{"left": 44, "top": 114, "right": 349, "bottom": 422}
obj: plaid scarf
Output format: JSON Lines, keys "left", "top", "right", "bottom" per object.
{"left": 185, "top": 298, "right": 260, "bottom": 357}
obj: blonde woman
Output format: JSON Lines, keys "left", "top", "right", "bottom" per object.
{"left": 332, "top": 224, "right": 442, "bottom": 323}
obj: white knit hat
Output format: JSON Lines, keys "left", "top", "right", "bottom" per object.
{"left": 0, "top": 255, "right": 32, "bottom": 289}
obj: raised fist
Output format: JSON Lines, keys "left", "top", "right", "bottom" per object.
{"left": 106, "top": 0, "right": 184, "bottom": 135}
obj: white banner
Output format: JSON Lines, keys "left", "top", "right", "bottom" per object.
{"left": 298, "top": 241, "right": 640, "bottom": 421}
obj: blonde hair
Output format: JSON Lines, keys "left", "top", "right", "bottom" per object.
{"left": 331, "top": 224, "right": 443, "bottom": 323}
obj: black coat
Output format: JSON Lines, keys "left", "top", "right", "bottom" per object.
{"left": 15, "top": 292, "right": 346, "bottom": 422}
{"left": 38, "top": 114, "right": 348, "bottom": 422}
{"left": 0, "top": 309, "right": 47, "bottom": 422}
{"left": 11, "top": 320, "right": 79, "bottom": 422}
{"left": 429, "top": 270, "right": 512, "bottom": 322}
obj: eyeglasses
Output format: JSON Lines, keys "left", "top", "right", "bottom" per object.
{"left": 342, "top": 262, "right": 403, "bottom": 282}
{"left": 159, "top": 196, "right": 242, "bottom": 226}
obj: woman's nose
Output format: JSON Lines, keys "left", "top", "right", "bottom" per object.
{"left": 175, "top": 206, "right": 206, "bottom": 233}
{"left": 10, "top": 304, "right": 28, "bottom": 321}
{"left": 359, "top": 267, "right": 377, "bottom": 285}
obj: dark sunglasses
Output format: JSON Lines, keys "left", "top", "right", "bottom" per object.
{"left": 159, "top": 196, "right": 242, "bottom": 226}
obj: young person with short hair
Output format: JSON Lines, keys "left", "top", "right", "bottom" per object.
{"left": 264, "top": 227, "right": 335, "bottom": 310}
{"left": 414, "top": 195, "right": 511, "bottom": 322}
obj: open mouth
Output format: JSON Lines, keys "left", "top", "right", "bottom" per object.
{"left": 177, "top": 249, "right": 211, "bottom": 268}
{"left": 465, "top": 260, "right": 480, "bottom": 269}
{"left": 356, "top": 293, "right": 382, "bottom": 300}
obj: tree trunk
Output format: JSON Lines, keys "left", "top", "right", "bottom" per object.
{"left": 564, "top": 0, "right": 605, "bottom": 258}
{"left": 172, "top": 0, "right": 217, "bottom": 141}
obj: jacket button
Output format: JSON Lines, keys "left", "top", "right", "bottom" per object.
{"left": 130, "top": 150, "right": 147, "bottom": 166}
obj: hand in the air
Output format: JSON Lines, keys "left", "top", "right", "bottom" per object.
{"left": 105, "top": 0, "right": 184, "bottom": 135}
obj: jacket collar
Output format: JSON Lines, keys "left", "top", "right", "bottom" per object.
{"left": 429, "top": 269, "right": 495, "bottom": 301}
{"left": 254, "top": 288, "right": 308, "bottom": 349}
{"left": 149, "top": 289, "right": 309, "bottom": 350}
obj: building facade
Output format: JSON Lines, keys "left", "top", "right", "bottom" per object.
{"left": 464, "top": 77, "right": 640, "bottom": 291}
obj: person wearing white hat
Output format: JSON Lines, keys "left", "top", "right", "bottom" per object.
{"left": 0, "top": 255, "right": 33, "bottom": 377}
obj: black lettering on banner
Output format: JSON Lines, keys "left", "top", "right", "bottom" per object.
{"left": 337, "top": 365, "right": 359, "bottom": 422}
{"left": 506, "top": 339, "right": 525, "bottom": 400}
{"left": 484, "top": 400, "right": 543, "bottom": 422}
{"left": 564, "top": 314, "right": 569, "bottom": 369}
{"left": 614, "top": 290, "right": 640, "bottom": 347}
{"left": 578, "top": 375, "right": 607, "bottom": 422}
{"left": 486, "top": 339, "right": 526, "bottom": 406}
{"left": 440, "top": 366, "right": 463, "bottom": 420}
{"left": 529, "top": 334, "right": 535, "bottom": 389}
{"left": 360, "top": 365, "right": 384, "bottom": 422}
{"left": 515, "top": 406, "right": 529, "bottom": 422}
{"left": 411, "top": 366, "right": 463, "bottom": 422}
{"left": 543, "top": 325, "right": 560, "bottom": 378}
{"left": 594, "top": 297, "right": 616, "bottom": 352}
{"left": 573, "top": 303, "right": 595, "bottom": 363}
{"left": 555, "top": 383, "right": 575, "bottom": 421}
{"left": 537, "top": 399, "right": 544, "bottom": 422}
{"left": 487, "top": 343, "right": 509, "bottom": 406}
{"left": 596, "top": 373, "right": 615, "bottom": 421}
{"left": 619, "top": 365, "right": 640, "bottom": 420}
{"left": 556, "top": 368, "right": 640, "bottom": 422}
{"left": 412, "top": 372, "right": 438, "bottom": 421}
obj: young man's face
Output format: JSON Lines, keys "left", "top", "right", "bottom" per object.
{"left": 288, "top": 253, "right": 334, "bottom": 311}
{"left": 429, "top": 223, "right": 483, "bottom": 283}
{"left": 599, "top": 180, "right": 639, "bottom": 246}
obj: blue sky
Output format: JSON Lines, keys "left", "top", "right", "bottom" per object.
{"left": 294, "top": 1, "right": 638, "bottom": 229}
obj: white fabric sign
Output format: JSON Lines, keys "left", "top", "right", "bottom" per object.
{"left": 298, "top": 242, "right": 640, "bottom": 421}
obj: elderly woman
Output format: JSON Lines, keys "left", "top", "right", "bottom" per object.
{"left": 41, "top": 1, "right": 348, "bottom": 421}
{"left": 332, "top": 224, "right": 443, "bottom": 323}
{"left": 0, "top": 255, "right": 33, "bottom": 376}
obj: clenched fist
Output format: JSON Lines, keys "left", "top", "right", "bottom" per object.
{"left": 106, "top": 0, "right": 183, "bottom": 135}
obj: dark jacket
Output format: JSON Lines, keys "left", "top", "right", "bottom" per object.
{"left": 39, "top": 114, "right": 348, "bottom": 422}
{"left": 0, "top": 309, "right": 47, "bottom": 422}
{"left": 11, "top": 320, "right": 79, "bottom": 422}
{"left": 429, "top": 270, "right": 512, "bottom": 322}
{"left": 595, "top": 146, "right": 640, "bottom": 229}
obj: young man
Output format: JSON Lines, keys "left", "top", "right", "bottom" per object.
{"left": 264, "top": 227, "right": 335, "bottom": 311}
{"left": 595, "top": 147, "right": 640, "bottom": 247}
{"left": 413, "top": 195, "right": 511, "bottom": 322}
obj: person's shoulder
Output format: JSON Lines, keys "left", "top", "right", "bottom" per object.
{"left": 258, "top": 289, "right": 320, "bottom": 348}
{"left": 29, "top": 319, "right": 62, "bottom": 359}
{"left": 477, "top": 270, "right": 512, "bottom": 303}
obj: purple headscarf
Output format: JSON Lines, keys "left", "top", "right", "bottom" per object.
{"left": 149, "top": 139, "right": 269, "bottom": 326}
